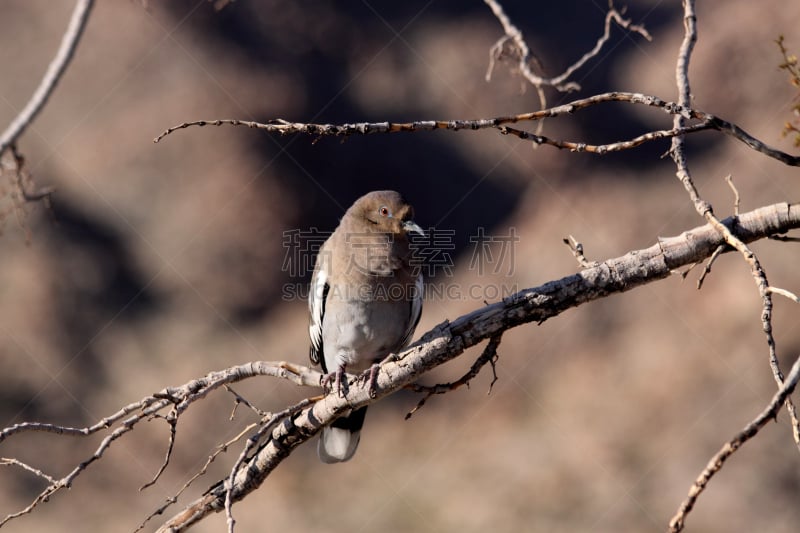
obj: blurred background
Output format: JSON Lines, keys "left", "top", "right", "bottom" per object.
{"left": 1, "top": 1, "right": 799, "bottom": 531}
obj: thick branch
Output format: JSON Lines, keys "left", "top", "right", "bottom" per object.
{"left": 157, "top": 201, "right": 800, "bottom": 532}
{"left": 0, "top": 0, "right": 94, "bottom": 154}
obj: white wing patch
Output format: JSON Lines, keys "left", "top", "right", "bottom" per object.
{"left": 308, "top": 265, "right": 328, "bottom": 366}
{"left": 400, "top": 272, "right": 424, "bottom": 348}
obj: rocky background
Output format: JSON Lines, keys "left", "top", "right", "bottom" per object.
{"left": 1, "top": 1, "right": 799, "bottom": 532}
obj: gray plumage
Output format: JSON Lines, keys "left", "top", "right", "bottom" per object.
{"left": 308, "top": 190, "right": 424, "bottom": 463}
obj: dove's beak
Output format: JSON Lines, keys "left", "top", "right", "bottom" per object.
{"left": 402, "top": 220, "right": 425, "bottom": 237}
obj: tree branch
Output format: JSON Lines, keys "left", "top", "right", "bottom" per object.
{"left": 151, "top": 92, "right": 800, "bottom": 167}
{"left": 484, "top": 0, "right": 651, "bottom": 93}
{"left": 0, "top": 0, "right": 94, "bottom": 155}
{"left": 481, "top": 0, "right": 650, "bottom": 136}
{"left": 404, "top": 333, "right": 503, "bottom": 420}
{"left": 0, "top": 361, "right": 321, "bottom": 528}
{"left": 668, "top": 352, "right": 800, "bottom": 532}
{"left": 666, "top": 3, "right": 800, "bottom": 529}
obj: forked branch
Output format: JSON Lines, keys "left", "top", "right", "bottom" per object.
{"left": 667, "top": 2, "right": 800, "bottom": 530}
{"left": 152, "top": 92, "right": 800, "bottom": 167}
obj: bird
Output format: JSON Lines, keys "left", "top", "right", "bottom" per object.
{"left": 308, "top": 190, "right": 424, "bottom": 463}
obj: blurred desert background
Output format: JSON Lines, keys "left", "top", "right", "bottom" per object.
{"left": 1, "top": 1, "right": 800, "bottom": 532}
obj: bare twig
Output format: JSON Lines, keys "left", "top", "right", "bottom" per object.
{"left": 0, "top": 0, "right": 90, "bottom": 235}
{"left": 725, "top": 174, "right": 740, "bottom": 215}
{"left": 405, "top": 334, "right": 502, "bottom": 420}
{"left": 0, "top": 458, "right": 58, "bottom": 485}
{"left": 225, "top": 385, "right": 268, "bottom": 419}
{"left": 0, "top": 0, "right": 94, "bottom": 155}
{"left": 152, "top": 93, "right": 800, "bottom": 168}
{"left": 1, "top": 362, "right": 318, "bottom": 445}
{"left": 668, "top": 353, "right": 800, "bottom": 532}
{"left": 696, "top": 244, "right": 726, "bottom": 290}
{"left": 155, "top": 92, "right": 690, "bottom": 140}
{"left": 483, "top": 0, "right": 549, "bottom": 132}
{"left": 499, "top": 121, "right": 711, "bottom": 154}
{"left": 223, "top": 398, "right": 318, "bottom": 533}
{"left": 767, "top": 286, "right": 800, "bottom": 303}
{"left": 134, "top": 422, "right": 258, "bottom": 533}
{"left": 483, "top": 0, "right": 651, "bottom": 92}
{"left": 776, "top": 35, "right": 800, "bottom": 146}
{"left": 667, "top": 2, "right": 800, "bottom": 529}
{"left": 0, "top": 361, "right": 322, "bottom": 527}
{"left": 563, "top": 235, "right": 595, "bottom": 268}
{"left": 139, "top": 408, "right": 179, "bottom": 490}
